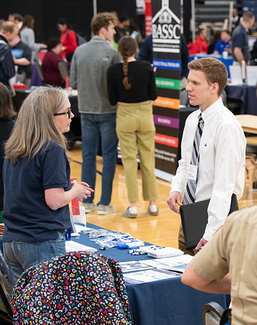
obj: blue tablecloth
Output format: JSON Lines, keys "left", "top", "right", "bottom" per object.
{"left": 190, "top": 54, "right": 233, "bottom": 78}
{"left": 225, "top": 84, "right": 257, "bottom": 115}
{"left": 72, "top": 223, "right": 230, "bottom": 325}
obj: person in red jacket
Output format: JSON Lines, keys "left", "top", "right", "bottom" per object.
{"left": 194, "top": 28, "right": 208, "bottom": 54}
{"left": 57, "top": 18, "right": 77, "bottom": 63}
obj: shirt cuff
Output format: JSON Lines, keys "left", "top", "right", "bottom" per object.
{"left": 203, "top": 225, "right": 216, "bottom": 242}
{"left": 170, "top": 184, "right": 182, "bottom": 194}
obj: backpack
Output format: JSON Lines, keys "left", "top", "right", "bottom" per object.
{"left": 66, "top": 31, "right": 86, "bottom": 62}
{"left": 0, "top": 40, "right": 10, "bottom": 62}
{"left": 0, "top": 40, "right": 15, "bottom": 80}
{"left": 76, "top": 32, "right": 86, "bottom": 46}
{"left": 67, "top": 30, "right": 86, "bottom": 47}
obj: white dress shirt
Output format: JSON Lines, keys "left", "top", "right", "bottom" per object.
{"left": 171, "top": 97, "right": 246, "bottom": 241}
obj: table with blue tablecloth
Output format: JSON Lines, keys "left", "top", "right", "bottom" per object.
{"left": 189, "top": 54, "right": 233, "bottom": 78}
{"left": 225, "top": 84, "right": 257, "bottom": 115}
{"left": 71, "top": 223, "right": 230, "bottom": 325}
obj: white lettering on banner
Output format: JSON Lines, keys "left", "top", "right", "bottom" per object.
{"left": 155, "top": 148, "right": 176, "bottom": 162}
{"left": 156, "top": 80, "right": 175, "bottom": 87}
{"left": 152, "top": 0, "right": 180, "bottom": 54}
{"left": 155, "top": 148, "right": 176, "bottom": 157}
{"left": 152, "top": 24, "right": 180, "bottom": 40}
{"left": 155, "top": 135, "right": 176, "bottom": 145}
{"left": 155, "top": 98, "right": 175, "bottom": 106}
{"left": 158, "top": 118, "right": 171, "bottom": 125}
{"left": 153, "top": 48, "right": 180, "bottom": 53}
{"left": 155, "top": 154, "right": 175, "bottom": 162}
{"left": 154, "top": 60, "right": 180, "bottom": 68}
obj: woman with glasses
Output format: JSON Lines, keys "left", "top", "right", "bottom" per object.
{"left": 2, "top": 87, "right": 93, "bottom": 281}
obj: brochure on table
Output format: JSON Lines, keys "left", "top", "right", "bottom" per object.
{"left": 120, "top": 255, "right": 194, "bottom": 283}
{"left": 66, "top": 221, "right": 193, "bottom": 282}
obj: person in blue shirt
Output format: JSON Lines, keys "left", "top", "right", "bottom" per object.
{"left": 213, "top": 30, "right": 231, "bottom": 55}
{"left": 2, "top": 87, "right": 93, "bottom": 281}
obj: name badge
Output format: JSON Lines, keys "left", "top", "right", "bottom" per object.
{"left": 186, "top": 164, "right": 197, "bottom": 182}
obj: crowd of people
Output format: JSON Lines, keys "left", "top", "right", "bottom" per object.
{"left": 0, "top": 11, "right": 146, "bottom": 90}
{"left": 189, "top": 10, "right": 256, "bottom": 66}
{"left": 0, "top": 7, "right": 257, "bottom": 325}
{"left": 2, "top": 9, "right": 256, "bottom": 90}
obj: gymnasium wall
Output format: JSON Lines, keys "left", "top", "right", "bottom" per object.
{"left": 1, "top": 0, "right": 143, "bottom": 43}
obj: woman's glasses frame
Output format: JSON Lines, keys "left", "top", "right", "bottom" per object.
{"left": 54, "top": 109, "right": 72, "bottom": 119}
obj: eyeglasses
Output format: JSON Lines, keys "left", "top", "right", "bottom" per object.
{"left": 54, "top": 109, "right": 72, "bottom": 119}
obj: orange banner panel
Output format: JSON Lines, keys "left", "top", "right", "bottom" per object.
{"left": 154, "top": 133, "right": 179, "bottom": 148}
{"left": 152, "top": 96, "right": 180, "bottom": 109}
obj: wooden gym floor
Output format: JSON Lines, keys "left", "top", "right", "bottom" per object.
{"left": 70, "top": 143, "right": 257, "bottom": 249}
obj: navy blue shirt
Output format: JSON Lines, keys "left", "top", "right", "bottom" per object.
{"left": 0, "top": 35, "right": 15, "bottom": 86}
{"left": 3, "top": 142, "right": 71, "bottom": 243}
{"left": 0, "top": 118, "right": 15, "bottom": 211}
{"left": 232, "top": 24, "right": 250, "bottom": 62}
{"left": 12, "top": 40, "right": 33, "bottom": 78}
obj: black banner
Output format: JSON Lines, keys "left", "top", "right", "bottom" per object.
{"left": 151, "top": 0, "right": 181, "bottom": 180}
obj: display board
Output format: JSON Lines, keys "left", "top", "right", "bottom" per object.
{"left": 151, "top": 0, "right": 181, "bottom": 181}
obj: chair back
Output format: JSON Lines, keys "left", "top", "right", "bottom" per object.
{"left": 16, "top": 71, "right": 26, "bottom": 84}
{"left": 180, "top": 89, "right": 189, "bottom": 106}
{"left": 203, "top": 301, "right": 224, "bottom": 325}
{"left": 58, "top": 61, "right": 69, "bottom": 83}
{"left": 203, "top": 301, "right": 231, "bottom": 325}
{"left": 34, "top": 60, "right": 45, "bottom": 82}
{"left": 0, "top": 251, "right": 15, "bottom": 322}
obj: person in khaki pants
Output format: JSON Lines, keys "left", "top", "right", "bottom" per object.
{"left": 107, "top": 36, "right": 159, "bottom": 218}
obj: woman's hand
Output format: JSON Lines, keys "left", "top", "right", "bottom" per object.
{"left": 71, "top": 180, "right": 94, "bottom": 202}
{"left": 45, "top": 181, "right": 94, "bottom": 210}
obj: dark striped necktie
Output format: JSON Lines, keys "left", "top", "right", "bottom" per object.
{"left": 183, "top": 113, "right": 204, "bottom": 205}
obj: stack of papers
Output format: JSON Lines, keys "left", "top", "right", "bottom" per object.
{"left": 123, "top": 269, "right": 181, "bottom": 284}
{"left": 167, "top": 255, "right": 194, "bottom": 273}
{"left": 147, "top": 247, "right": 184, "bottom": 258}
{"left": 119, "top": 261, "right": 152, "bottom": 273}
{"left": 65, "top": 240, "right": 97, "bottom": 253}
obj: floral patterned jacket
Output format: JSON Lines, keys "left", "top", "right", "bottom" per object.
{"left": 12, "top": 251, "right": 132, "bottom": 325}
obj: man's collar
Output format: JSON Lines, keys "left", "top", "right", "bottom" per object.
{"left": 91, "top": 36, "right": 108, "bottom": 42}
{"left": 200, "top": 97, "right": 222, "bottom": 122}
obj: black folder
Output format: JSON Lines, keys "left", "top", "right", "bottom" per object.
{"left": 180, "top": 194, "right": 238, "bottom": 250}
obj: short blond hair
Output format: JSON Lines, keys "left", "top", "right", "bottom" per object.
{"left": 188, "top": 58, "right": 227, "bottom": 96}
{"left": 91, "top": 12, "right": 116, "bottom": 35}
{"left": 0, "top": 21, "right": 16, "bottom": 34}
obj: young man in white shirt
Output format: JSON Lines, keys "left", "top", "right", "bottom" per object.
{"left": 167, "top": 57, "right": 246, "bottom": 255}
